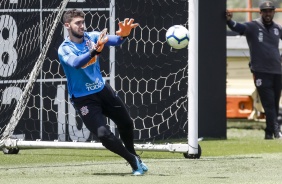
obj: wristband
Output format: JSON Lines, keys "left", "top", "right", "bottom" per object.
{"left": 90, "top": 49, "right": 101, "bottom": 57}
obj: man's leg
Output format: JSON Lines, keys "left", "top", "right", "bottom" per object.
{"left": 99, "top": 83, "right": 137, "bottom": 155}
{"left": 99, "top": 83, "right": 148, "bottom": 172}
{"left": 273, "top": 74, "right": 282, "bottom": 132}
{"left": 254, "top": 72, "right": 280, "bottom": 138}
{"left": 71, "top": 94, "right": 144, "bottom": 175}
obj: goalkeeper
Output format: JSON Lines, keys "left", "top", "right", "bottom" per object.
{"left": 58, "top": 9, "right": 147, "bottom": 175}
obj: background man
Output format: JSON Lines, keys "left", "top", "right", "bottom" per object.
{"left": 226, "top": 1, "right": 282, "bottom": 139}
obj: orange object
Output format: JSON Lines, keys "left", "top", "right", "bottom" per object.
{"left": 226, "top": 96, "right": 253, "bottom": 118}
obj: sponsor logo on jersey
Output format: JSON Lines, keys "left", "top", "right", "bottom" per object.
{"left": 258, "top": 32, "right": 263, "bottom": 42}
{"left": 85, "top": 78, "right": 103, "bottom": 91}
{"left": 80, "top": 106, "right": 89, "bottom": 116}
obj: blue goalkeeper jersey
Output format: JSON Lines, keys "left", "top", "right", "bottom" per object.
{"left": 58, "top": 32, "right": 125, "bottom": 98}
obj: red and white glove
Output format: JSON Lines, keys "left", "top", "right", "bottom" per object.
{"left": 116, "top": 18, "right": 139, "bottom": 37}
{"left": 88, "top": 28, "right": 109, "bottom": 57}
{"left": 96, "top": 28, "right": 109, "bottom": 52}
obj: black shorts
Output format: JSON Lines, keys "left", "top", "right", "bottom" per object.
{"left": 70, "top": 82, "right": 133, "bottom": 136}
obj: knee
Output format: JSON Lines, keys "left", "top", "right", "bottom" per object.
{"left": 96, "top": 126, "right": 111, "bottom": 140}
{"left": 98, "top": 132, "right": 118, "bottom": 149}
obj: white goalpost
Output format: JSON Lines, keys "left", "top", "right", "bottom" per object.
{"left": 188, "top": 0, "right": 199, "bottom": 156}
{"left": 0, "top": 0, "right": 200, "bottom": 158}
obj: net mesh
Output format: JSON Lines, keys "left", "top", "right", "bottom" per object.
{"left": 0, "top": 0, "right": 189, "bottom": 144}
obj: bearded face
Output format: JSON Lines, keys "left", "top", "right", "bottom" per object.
{"left": 260, "top": 9, "right": 275, "bottom": 25}
{"left": 65, "top": 17, "right": 85, "bottom": 39}
{"left": 70, "top": 25, "right": 84, "bottom": 39}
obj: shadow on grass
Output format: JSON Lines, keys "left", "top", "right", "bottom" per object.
{"left": 198, "top": 120, "right": 266, "bottom": 141}
{"left": 227, "top": 119, "right": 265, "bottom": 130}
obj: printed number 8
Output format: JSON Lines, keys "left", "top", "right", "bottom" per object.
{"left": 0, "top": 15, "right": 18, "bottom": 77}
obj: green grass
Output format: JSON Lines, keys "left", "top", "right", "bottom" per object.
{"left": 0, "top": 148, "right": 184, "bottom": 167}
{"left": 201, "top": 128, "right": 282, "bottom": 156}
{"left": 200, "top": 120, "right": 282, "bottom": 156}
{"left": 2, "top": 121, "right": 282, "bottom": 184}
{"left": 2, "top": 121, "right": 279, "bottom": 165}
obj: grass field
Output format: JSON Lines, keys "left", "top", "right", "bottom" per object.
{"left": 1, "top": 121, "right": 282, "bottom": 184}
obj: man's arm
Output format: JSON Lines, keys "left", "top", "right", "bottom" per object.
{"left": 226, "top": 10, "right": 246, "bottom": 35}
{"left": 67, "top": 52, "right": 97, "bottom": 69}
{"left": 58, "top": 46, "right": 91, "bottom": 69}
{"left": 105, "top": 35, "right": 127, "bottom": 46}
{"left": 60, "top": 34, "right": 107, "bottom": 69}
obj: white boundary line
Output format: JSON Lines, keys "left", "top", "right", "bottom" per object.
{"left": 0, "top": 77, "right": 111, "bottom": 84}
{"left": 0, "top": 8, "right": 110, "bottom": 13}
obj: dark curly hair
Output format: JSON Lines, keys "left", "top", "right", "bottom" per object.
{"left": 63, "top": 9, "right": 85, "bottom": 23}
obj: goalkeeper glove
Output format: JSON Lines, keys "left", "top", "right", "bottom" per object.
{"left": 89, "top": 28, "right": 109, "bottom": 57}
{"left": 116, "top": 18, "right": 139, "bottom": 38}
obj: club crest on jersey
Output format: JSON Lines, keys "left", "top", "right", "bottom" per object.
{"left": 274, "top": 28, "right": 279, "bottom": 36}
{"left": 80, "top": 106, "right": 89, "bottom": 116}
{"left": 256, "top": 79, "right": 262, "bottom": 87}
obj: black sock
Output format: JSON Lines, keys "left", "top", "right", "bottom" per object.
{"left": 119, "top": 128, "right": 137, "bottom": 156}
{"left": 100, "top": 133, "right": 137, "bottom": 170}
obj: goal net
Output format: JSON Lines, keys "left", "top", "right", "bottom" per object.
{"left": 0, "top": 0, "right": 197, "bottom": 157}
